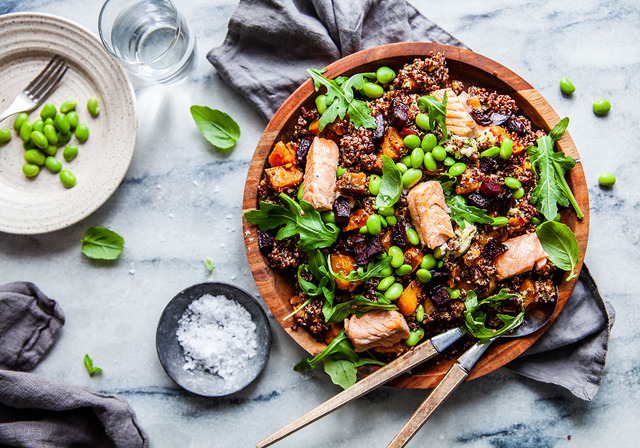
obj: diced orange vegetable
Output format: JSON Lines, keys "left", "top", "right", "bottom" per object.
{"left": 324, "top": 323, "right": 342, "bottom": 344}
{"left": 342, "top": 208, "right": 370, "bottom": 232}
{"left": 422, "top": 295, "right": 436, "bottom": 317}
{"left": 403, "top": 248, "right": 424, "bottom": 274}
{"left": 265, "top": 165, "right": 303, "bottom": 191}
{"left": 268, "top": 141, "right": 297, "bottom": 167}
{"left": 381, "top": 127, "right": 405, "bottom": 161}
{"left": 468, "top": 96, "right": 482, "bottom": 110}
{"left": 380, "top": 229, "right": 393, "bottom": 252}
{"left": 397, "top": 280, "right": 422, "bottom": 316}
{"left": 490, "top": 124, "right": 524, "bottom": 154}
{"left": 330, "top": 253, "right": 362, "bottom": 291}
{"left": 309, "top": 119, "right": 320, "bottom": 135}
{"left": 337, "top": 172, "right": 368, "bottom": 195}
{"left": 518, "top": 279, "right": 536, "bottom": 310}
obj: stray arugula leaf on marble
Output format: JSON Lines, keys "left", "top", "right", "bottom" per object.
{"left": 190, "top": 105, "right": 240, "bottom": 150}
{"left": 536, "top": 221, "right": 580, "bottom": 280}
{"left": 84, "top": 354, "right": 103, "bottom": 377}
{"left": 81, "top": 227, "right": 124, "bottom": 260}
{"left": 205, "top": 257, "right": 215, "bottom": 272}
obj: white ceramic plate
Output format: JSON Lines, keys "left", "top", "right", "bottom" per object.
{"left": 0, "top": 13, "right": 136, "bottom": 234}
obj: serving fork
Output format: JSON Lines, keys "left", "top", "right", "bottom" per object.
{"left": 0, "top": 56, "right": 68, "bottom": 123}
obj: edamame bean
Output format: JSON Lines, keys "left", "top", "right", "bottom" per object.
{"left": 421, "top": 133, "right": 437, "bottom": 151}
{"left": 13, "top": 113, "right": 28, "bottom": 131}
{"left": 366, "top": 214, "right": 382, "bottom": 235}
{"left": 504, "top": 177, "right": 522, "bottom": 189}
{"left": 446, "top": 287, "right": 461, "bottom": 299}
{"left": 359, "top": 225, "right": 369, "bottom": 235}
{"left": 420, "top": 254, "right": 437, "bottom": 270}
{"left": 23, "top": 140, "right": 35, "bottom": 150}
{"left": 388, "top": 246, "right": 404, "bottom": 268}
{"left": 24, "top": 149, "right": 45, "bottom": 166}
{"left": 513, "top": 187, "right": 525, "bottom": 199}
{"left": 377, "top": 276, "right": 396, "bottom": 291}
{"left": 434, "top": 246, "right": 445, "bottom": 259}
{"left": 492, "top": 216, "right": 509, "bottom": 226}
{"left": 45, "top": 156, "right": 62, "bottom": 173}
{"left": 32, "top": 120, "right": 44, "bottom": 133}
{"left": 599, "top": 173, "right": 616, "bottom": 186}
{"left": 66, "top": 111, "right": 79, "bottom": 129}
{"left": 405, "top": 328, "right": 425, "bottom": 347}
{"left": 362, "top": 81, "right": 383, "bottom": 99}
{"left": 30, "top": 131, "right": 48, "bottom": 149}
{"left": 384, "top": 282, "right": 404, "bottom": 300}
{"left": 386, "top": 215, "right": 397, "bottom": 225}
{"left": 58, "top": 132, "right": 71, "bottom": 145}
{"left": 378, "top": 206, "right": 395, "bottom": 216}
{"left": 406, "top": 227, "right": 420, "bottom": 246}
{"left": 336, "top": 166, "right": 346, "bottom": 177}
{"left": 321, "top": 210, "right": 335, "bottom": 223}
{"left": 379, "top": 266, "right": 393, "bottom": 277}
{"left": 432, "top": 145, "right": 447, "bottom": 161}
{"left": 63, "top": 145, "right": 78, "bottom": 162}
{"left": 423, "top": 152, "right": 437, "bottom": 171}
{"left": 43, "top": 124, "right": 58, "bottom": 145}
{"left": 480, "top": 146, "right": 500, "bottom": 158}
{"left": 559, "top": 77, "right": 575, "bottom": 95}
{"left": 60, "top": 100, "right": 77, "bottom": 114}
{"left": 379, "top": 215, "right": 388, "bottom": 228}
{"left": 402, "top": 168, "right": 422, "bottom": 188}
{"left": 500, "top": 139, "right": 513, "bottom": 160}
{"left": 443, "top": 156, "right": 456, "bottom": 166}
{"left": 415, "top": 113, "right": 430, "bottom": 131}
{"left": 20, "top": 121, "right": 32, "bottom": 142}
{"left": 531, "top": 217, "right": 541, "bottom": 225}
{"left": 87, "top": 97, "right": 100, "bottom": 117}
{"left": 75, "top": 123, "right": 89, "bottom": 142}
{"left": 396, "top": 162, "right": 408, "bottom": 174}
{"left": 59, "top": 170, "right": 76, "bottom": 188}
{"left": 369, "top": 174, "right": 381, "bottom": 195}
{"left": 315, "top": 95, "right": 327, "bottom": 114}
{"left": 44, "top": 117, "right": 54, "bottom": 126}
{"left": 376, "top": 66, "right": 395, "bottom": 84}
{"left": 0, "top": 128, "right": 10, "bottom": 144}
{"left": 410, "top": 147, "right": 424, "bottom": 168}
{"left": 40, "top": 103, "right": 57, "bottom": 120}
{"left": 22, "top": 163, "right": 40, "bottom": 178}
{"left": 415, "top": 304, "right": 425, "bottom": 323}
{"left": 449, "top": 162, "right": 466, "bottom": 177}
{"left": 44, "top": 145, "right": 57, "bottom": 156}
{"left": 53, "top": 113, "right": 70, "bottom": 134}
{"left": 396, "top": 263, "right": 412, "bottom": 276}
{"left": 400, "top": 155, "right": 412, "bottom": 166}
{"left": 403, "top": 134, "right": 421, "bottom": 150}
{"left": 416, "top": 268, "right": 432, "bottom": 283}
{"left": 593, "top": 99, "right": 611, "bottom": 115}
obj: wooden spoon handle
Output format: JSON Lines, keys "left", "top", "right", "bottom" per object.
{"left": 387, "top": 364, "right": 468, "bottom": 448}
{"left": 256, "top": 340, "right": 439, "bottom": 448}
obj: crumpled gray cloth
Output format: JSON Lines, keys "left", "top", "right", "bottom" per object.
{"left": 208, "top": 0, "right": 615, "bottom": 401}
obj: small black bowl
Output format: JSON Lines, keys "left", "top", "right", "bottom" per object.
{"left": 156, "top": 282, "right": 271, "bottom": 397}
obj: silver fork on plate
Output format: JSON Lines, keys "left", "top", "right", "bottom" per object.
{"left": 0, "top": 56, "right": 68, "bottom": 123}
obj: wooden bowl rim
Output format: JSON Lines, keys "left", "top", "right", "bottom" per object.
{"left": 242, "top": 42, "right": 589, "bottom": 389}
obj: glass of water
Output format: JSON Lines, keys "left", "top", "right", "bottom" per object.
{"left": 98, "top": 0, "right": 196, "bottom": 84}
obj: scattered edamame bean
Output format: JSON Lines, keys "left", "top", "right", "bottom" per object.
{"left": 415, "top": 113, "right": 430, "bottom": 131}
{"left": 0, "top": 128, "right": 10, "bottom": 144}
{"left": 377, "top": 276, "right": 396, "bottom": 291}
{"left": 32, "top": 120, "right": 44, "bottom": 133}
{"left": 24, "top": 149, "right": 45, "bottom": 166}
{"left": 513, "top": 187, "right": 525, "bottom": 199}
{"left": 40, "top": 103, "right": 57, "bottom": 120}
{"left": 63, "top": 145, "right": 78, "bottom": 162}
{"left": 599, "top": 173, "right": 616, "bottom": 186}
{"left": 321, "top": 210, "right": 335, "bottom": 223}
{"left": 432, "top": 145, "right": 447, "bottom": 161}
{"left": 336, "top": 166, "right": 346, "bottom": 177}
{"left": 30, "top": 131, "right": 48, "bottom": 149}
{"left": 433, "top": 246, "right": 445, "bottom": 259}
{"left": 416, "top": 268, "right": 432, "bottom": 283}
{"left": 402, "top": 168, "right": 422, "bottom": 189}
{"left": 593, "top": 99, "right": 611, "bottom": 115}
{"left": 315, "top": 95, "right": 327, "bottom": 114}
{"left": 415, "top": 304, "right": 425, "bottom": 322}
{"left": 43, "top": 124, "right": 58, "bottom": 145}
{"left": 297, "top": 182, "right": 304, "bottom": 201}
{"left": 379, "top": 215, "right": 388, "bottom": 228}
{"left": 423, "top": 152, "right": 437, "bottom": 171}
{"left": 531, "top": 217, "right": 541, "bottom": 225}
{"left": 59, "top": 170, "right": 76, "bottom": 188}
{"left": 20, "top": 121, "right": 32, "bottom": 142}
{"left": 379, "top": 265, "right": 393, "bottom": 277}
{"left": 395, "top": 264, "right": 412, "bottom": 276}
{"left": 421, "top": 133, "right": 437, "bottom": 151}
{"left": 559, "top": 77, "right": 575, "bottom": 95}
{"left": 384, "top": 282, "right": 404, "bottom": 300}
{"left": 504, "top": 177, "right": 522, "bottom": 189}
{"left": 446, "top": 287, "right": 461, "bottom": 299}
{"left": 388, "top": 246, "right": 404, "bottom": 268}
{"left": 500, "top": 139, "right": 513, "bottom": 160}
{"left": 60, "top": 100, "right": 77, "bottom": 114}
{"left": 368, "top": 174, "right": 381, "bottom": 195}
{"left": 13, "top": 113, "right": 28, "bottom": 131}
{"left": 75, "top": 123, "right": 89, "bottom": 142}
{"left": 45, "top": 156, "right": 62, "bottom": 173}
{"left": 66, "top": 111, "right": 79, "bottom": 129}
{"left": 22, "top": 163, "right": 40, "bottom": 178}
{"left": 376, "top": 66, "right": 395, "bottom": 84}
{"left": 480, "top": 146, "right": 500, "bottom": 158}
{"left": 443, "top": 156, "right": 456, "bottom": 166}
{"left": 378, "top": 206, "right": 395, "bottom": 216}
{"left": 403, "top": 134, "right": 421, "bottom": 149}
{"left": 23, "top": 140, "right": 35, "bottom": 150}
{"left": 449, "top": 162, "right": 466, "bottom": 177}
{"left": 362, "top": 81, "right": 383, "bottom": 99}
{"left": 44, "top": 117, "right": 54, "bottom": 126}
{"left": 410, "top": 147, "right": 424, "bottom": 168}
{"left": 405, "top": 328, "right": 425, "bottom": 347}
{"left": 386, "top": 215, "right": 397, "bottom": 225}
{"left": 492, "top": 216, "right": 509, "bottom": 226}
{"left": 406, "top": 227, "right": 420, "bottom": 246}
{"left": 437, "top": 260, "right": 444, "bottom": 269}
{"left": 420, "top": 254, "right": 437, "bottom": 270}
{"left": 400, "top": 155, "right": 412, "bottom": 166}
{"left": 58, "top": 132, "right": 72, "bottom": 146}
{"left": 396, "top": 162, "right": 408, "bottom": 174}
{"left": 360, "top": 226, "right": 368, "bottom": 235}
{"left": 44, "top": 145, "right": 57, "bottom": 156}
{"left": 366, "top": 214, "right": 382, "bottom": 235}
{"left": 87, "top": 97, "right": 100, "bottom": 117}
{"left": 53, "top": 113, "right": 70, "bottom": 134}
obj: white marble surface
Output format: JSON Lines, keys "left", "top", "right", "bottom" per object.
{"left": 1, "top": 0, "right": 638, "bottom": 447}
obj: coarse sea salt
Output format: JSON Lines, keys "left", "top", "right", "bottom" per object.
{"left": 176, "top": 293, "right": 258, "bottom": 380}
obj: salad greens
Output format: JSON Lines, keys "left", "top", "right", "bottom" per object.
{"left": 445, "top": 195, "right": 494, "bottom": 229}
{"left": 417, "top": 92, "right": 448, "bottom": 143}
{"left": 297, "top": 250, "right": 335, "bottom": 303}
{"left": 536, "top": 221, "right": 580, "bottom": 280}
{"left": 323, "top": 294, "right": 398, "bottom": 324}
{"left": 375, "top": 155, "right": 403, "bottom": 209}
{"left": 84, "top": 354, "right": 103, "bottom": 377}
{"left": 81, "top": 227, "right": 124, "bottom": 260}
{"left": 464, "top": 289, "right": 525, "bottom": 343}
{"left": 190, "top": 106, "right": 240, "bottom": 150}
{"left": 244, "top": 193, "right": 339, "bottom": 251}
{"left": 330, "top": 256, "right": 392, "bottom": 283}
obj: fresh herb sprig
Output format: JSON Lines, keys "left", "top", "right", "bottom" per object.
{"left": 190, "top": 106, "right": 240, "bottom": 150}
{"left": 323, "top": 294, "right": 398, "bottom": 324}
{"left": 297, "top": 250, "right": 336, "bottom": 304}
{"left": 464, "top": 289, "right": 525, "bottom": 343}
{"left": 445, "top": 195, "right": 494, "bottom": 229}
{"left": 84, "top": 354, "right": 103, "bottom": 377}
{"left": 330, "top": 256, "right": 392, "bottom": 283}
{"left": 307, "top": 69, "right": 377, "bottom": 131}
{"left": 536, "top": 221, "right": 580, "bottom": 280}
{"left": 244, "top": 194, "right": 339, "bottom": 251}
{"left": 375, "top": 155, "right": 403, "bottom": 209}
{"left": 418, "top": 92, "right": 448, "bottom": 143}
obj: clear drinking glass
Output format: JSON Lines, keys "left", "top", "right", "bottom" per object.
{"left": 98, "top": 0, "right": 196, "bottom": 84}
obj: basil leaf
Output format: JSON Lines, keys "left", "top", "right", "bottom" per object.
{"left": 190, "top": 105, "right": 240, "bottom": 150}
{"left": 446, "top": 195, "right": 494, "bottom": 228}
{"left": 81, "top": 227, "right": 124, "bottom": 260}
{"left": 375, "top": 155, "right": 403, "bottom": 209}
{"left": 323, "top": 356, "right": 357, "bottom": 389}
{"left": 417, "top": 92, "right": 448, "bottom": 143}
{"left": 536, "top": 221, "right": 580, "bottom": 280}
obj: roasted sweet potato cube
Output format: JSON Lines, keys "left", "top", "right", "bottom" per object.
{"left": 403, "top": 247, "right": 424, "bottom": 274}
{"left": 380, "top": 228, "right": 393, "bottom": 252}
{"left": 268, "top": 141, "right": 297, "bottom": 167}
{"left": 518, "top": 278, "right": 536, "bottom": 310}
{"left": 337, "top": 172, "right": 368, "bottom": 195}
{"left": 330, "top": 253, "right": 362, "bottom": 291}
{"left": 381, "top": 127, "right": 405, "bottom": 161}
{"left": 309, "top": 119, "right": 320, "bottom": 135}
{"left": 265, "top": 165, "right": 303, "bottom": 191}
{"left": 342, "top": 208, "right": 370, "bottom": 232}
{"left": 422, "top": 295, "right": 436, "bottom": 316}
{"left": 398, "top": 280, "right": 422, "bottom": 316}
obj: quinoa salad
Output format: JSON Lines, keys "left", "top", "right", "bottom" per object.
{"left": 245, "top": 52, "right": 582, "bottom": 388}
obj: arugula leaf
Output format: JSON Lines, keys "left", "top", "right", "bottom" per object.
{"left": 536, "top": 221, "right": 580, "bottom": 280}
{"left": 307, "top": 69, "right": 376, "bottom": 131}
{"left": 324, "top": 294, "right": 398, "bottom": 323}
{"left": 446, "top": 195, "right": 494, "bottom": 228}
{"left": 190, "top": 106, "right": 240, "bottom": 150}
{"left": 417, "top": 92, "right": 448, "bottom": 143}
{"left": 464, "top": 290, "right": 525, "bottom": 343}
{"left": 297, "top": 250, "right": 335, "bottom": 304}
{"left": 84, "top": 354, "right": 103, "bottom": 377}
{"left": 81, "top": 227, "right": 124, "bottom": 260}
{"left": 527, "top": 118, "right": 583, "bottom": 220}
{"left": 294, "top": 329, "right": 350, "bottom": 371}
{"left": 330, "top": 256, "right": 392, "bottom": 283}
{"left": 204, "top": 257, "right": 215, "bottom": 272}
{"left": 323, "top": 356, "right": 357, "bottom": 389}
{"left": 375, "top": 155, "right": 403, "bottom": 209}
{"left": 244, "top": 194, "right": 339, "bottom": 251}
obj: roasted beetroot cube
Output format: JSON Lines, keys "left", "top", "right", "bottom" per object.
{"left": 390, "top": 100, "right": 409, "bottom": 129}
{"left": 490, "top": 112, "right": 509, "bottom": 126}
{"left": 257, "top": 230, "right": 274, "bottom": 254}
{"left": 367, "top": 234, "right": 383, "bottom": 258}
{"left": 430, "top": 284, "right": 451, "bottom": 306}
{"left": 354, "top": 240, "right": 369, "bottom": 265}
{"left": 372, "top": 114, "right": 385, "bottom": 143}
{"left": 483, "top": 239, "right": 508, "bottom": 260}
{"left": 467, "top": 192, "right": 493, "bottom": 209}
{"left": 429, "top": 269, "right": 449, "bottom": 284}
{"left": 478, "top": 156, "right": 498, "bottom": 174}
{"left": 392, "top": 223, "right": 410, "bottom": 248}
{"left": 480, "top": 180, "right": 502, "bottom": 197}
{"left": 297, "top": 136, "right": 313, "bottom": 165}
{"left": 506, "top": 117, "right": 527, "bottom": 136}
{"left": 333, "top": 196, "right": 351, "bottom": 227}
{"left": 497, "top": 191, "right": 514, "bottom": 215}
{"left": 470, "top": 108, "right": 492, "bottom": 126}
{"left": 502, "top": 297, "right": 523, "bottom": 314}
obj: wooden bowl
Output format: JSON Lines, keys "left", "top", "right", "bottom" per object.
{"left": 242, "top": 42, "right": 589, "bottom": 389}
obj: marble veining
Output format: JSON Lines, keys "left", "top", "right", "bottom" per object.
{"left": 1, "top": 0, "right": 639, "bottom": 447}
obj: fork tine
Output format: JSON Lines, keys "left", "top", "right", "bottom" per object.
{"left": 24, "top": 56, "right": 63, "bottom": 94}
{"left": 29, "top": 62, "right": 68, "bottom": 103}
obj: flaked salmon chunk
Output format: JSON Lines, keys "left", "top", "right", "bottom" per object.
{"left": 344, "top": 310, "right": 410, "bottom": 352}
{"left": 407, "top": 181, "right": 455, "bottom": 249}
{"left": 432, "top": 88, "right": 479, "bottom": 138}
{"left": 302, "top": 137, "right": 339, "bottom": 211}
{"left": 494, "top": 232, "right": 549, "bottom": 280}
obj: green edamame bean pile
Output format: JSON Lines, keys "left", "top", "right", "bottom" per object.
{"left": 7, "top": 97, "right": 100, "bottom": 188}
{"left": 249, "top": 53, "right": 571, "bottom": 385}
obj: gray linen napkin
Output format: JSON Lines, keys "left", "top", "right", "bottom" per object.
{"left": 208, "top": 0, "right": 615, "bottom": 401}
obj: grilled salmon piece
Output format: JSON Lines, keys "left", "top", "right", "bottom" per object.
{"left": 432, "top": 88, "right": 479, "bottom": 138}
{"left": 494, "top": 232, "right": 549, "bottom": 280}
{"left": 407, "top": 181, "right": 455, "bottom": 249}
{"left": 344, "top": 310, "right": 410, "bottom": 352}
{"left": 302, "top": 137, "right": 339, "bottom": 210}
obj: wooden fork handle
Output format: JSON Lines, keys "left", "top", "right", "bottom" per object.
{"left": 386, "top": 363, "right": 468, "bottom": 448}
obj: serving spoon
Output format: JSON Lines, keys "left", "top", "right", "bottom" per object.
{"left": 386, "top": 297, "right": 559, "bottom": 448}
